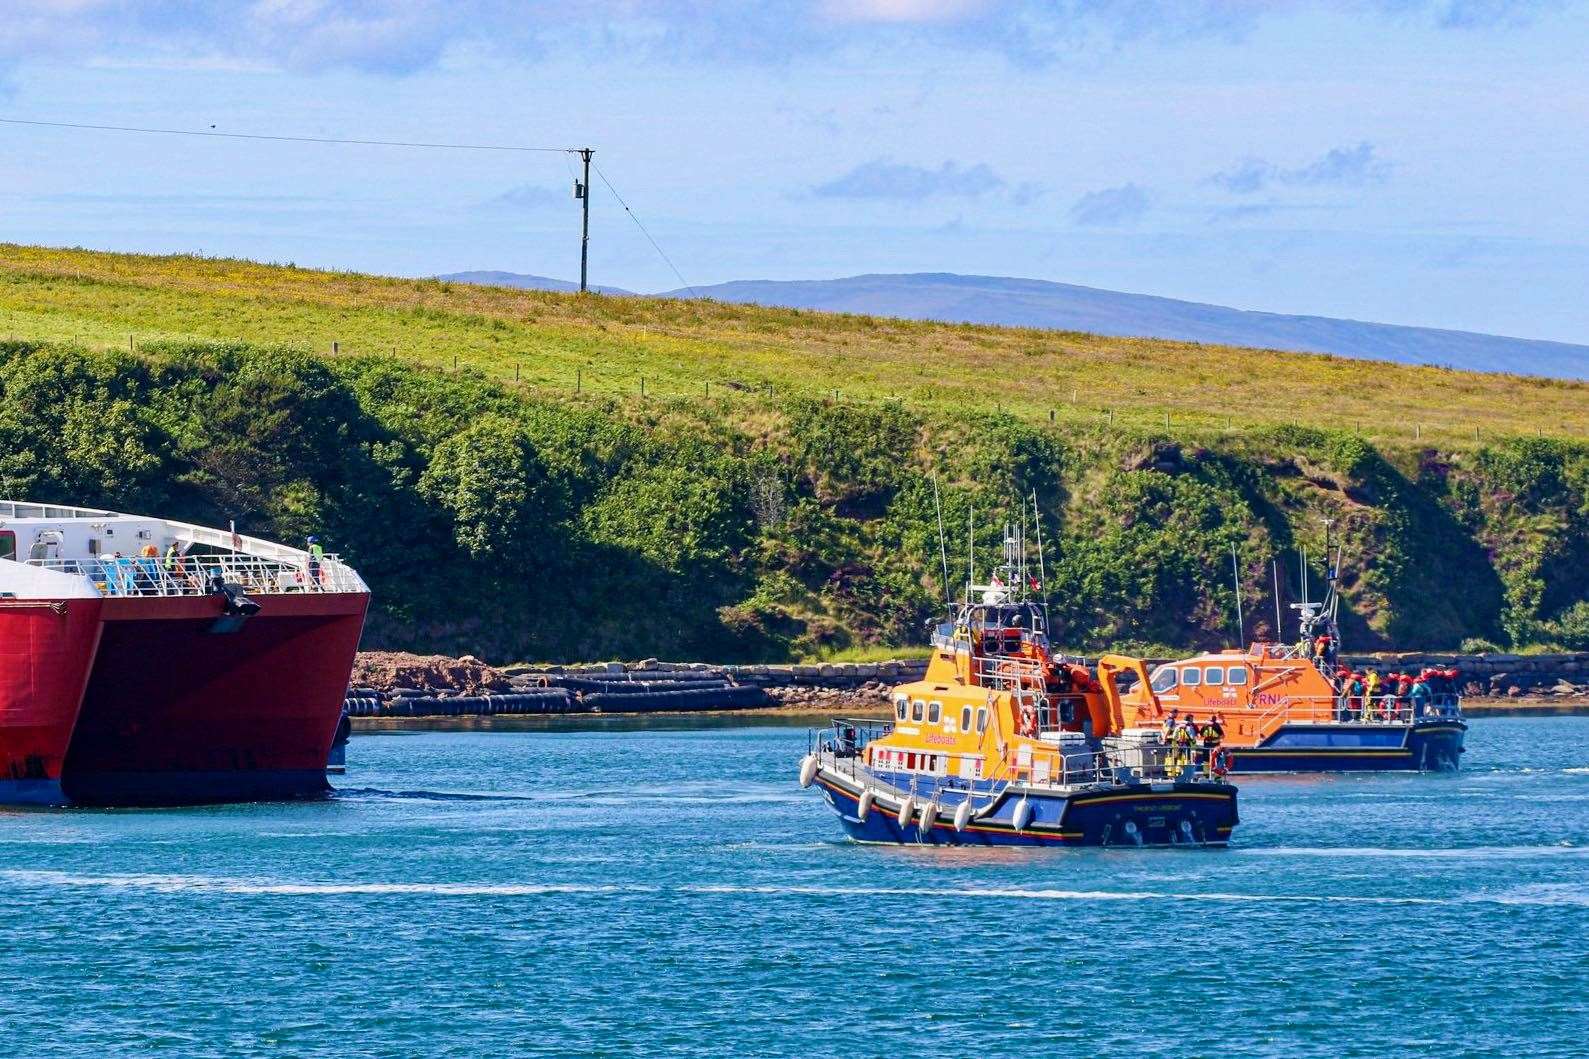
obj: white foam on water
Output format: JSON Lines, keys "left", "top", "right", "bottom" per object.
{"left": 1563, "top": 767, "right": 1589, "bottom": 775}
{"left": 0, "top": 870, "right": 648, "bottom": 897}
{"left": 10, "top": 872, "right": 1580, "bottom": 909}
{"left": 1242, "top": 844, "right": 1587, "bottom": 859}
{"left": 1481, "top": 884, "right": 1589, "bottom": 907}
{"left": 678, "top": 883, "right": 1447, "bottom": 905}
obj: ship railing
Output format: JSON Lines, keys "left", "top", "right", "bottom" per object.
{"left": 22, "top": 553, "right": 363, "bottom": 597}
{"left": 809, "top": 717, "right": 895, "bottom": 777}
{"left": 987, "top": 745, "right": 1183, "bottom": 789}
{"left": 971, "top": 655, "right": 1046, "bottom": 693}
{"left": 1255, "top": 692, "right": 1463, "bottom": 730}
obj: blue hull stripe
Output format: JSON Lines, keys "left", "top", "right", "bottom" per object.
{"left": 813, "top": 771, "right": 1238, "bottom": 848}
{"left": 1231, "top": 721, "right": 1467, "bottom": 774}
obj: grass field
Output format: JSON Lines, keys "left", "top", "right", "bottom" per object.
{"left": 1, "top": 242, "right": 1584, "bottom": 444}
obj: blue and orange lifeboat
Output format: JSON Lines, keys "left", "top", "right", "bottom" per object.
{"left": 800, "top": 596, "right": 1239, "bottom": 848}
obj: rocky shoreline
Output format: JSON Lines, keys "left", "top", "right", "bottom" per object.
{"left": 344, "top": 650, "right": 1589, "bottom": 720}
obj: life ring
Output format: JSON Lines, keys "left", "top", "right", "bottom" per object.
{"left": 1211, "top": 747, "right": 1234, "bottom": 777}
{"left": 1018, "top": 700, "right": 1037, "bottom": 738}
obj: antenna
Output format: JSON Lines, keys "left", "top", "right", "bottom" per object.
{"left": 1018, "top": 504, "right": 1028, "bottom": 597}
{"left": 931, "top": 475, "right": 951, "bottom": 608}
{"left": 1272, "top": 557, "right": 1283, "bottom": 641}
{"left": 1230, "top": 542, "right": 1244, "bottom": 647}
{"left": 966, "top": 504, "right": 975, "bottom": 603}
{"left": 1299, "top": 547, "right": 1309, "bottom": 610}
{"left": 1030, "top": 490, "right": 1050, "bottom": 631}
{"left": 1321, "top": 518, "right": 1336, "bottom": 583}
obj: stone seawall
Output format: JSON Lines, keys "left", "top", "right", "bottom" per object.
{"left": 510, "top": 651, "right": 1589, "bottom": 700}
{"left": 347, "top": 650, "right": 1589, "bottom": 719}
{"left": 1335, "top": 652, "right": 1589, "bottom": 699}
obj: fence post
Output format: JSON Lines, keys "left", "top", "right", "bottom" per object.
{"left": 576, "top": 369, "right": 582, "bottom": 394}
{"left": 640, "top": 376, "right": 646, "bottom": 397}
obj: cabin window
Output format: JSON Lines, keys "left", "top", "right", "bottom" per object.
{"left": 960, "top": 706, "right": 972, "bottom": 732}
{"left": 927, "top": 702, "right": 942, "bottom": 724}
{"left": 911, "top": 700, "right": 925, "bottom": 722}
{"left": 1205, "top": 666, "right": 1225, "bottom": 685}
{"left": 895, "top": 699, "right": 907, "bottom": 721}
{"left": 1181, "top": 668, "right": 1202, "bottom": 687}
{"left": 0, "top": 531, "right": 13, "bottom": 562}
{"left": 1150, "top": 666, "right": 1178, "bottom": 693}
{"left": 1228, "top": 668, "right": 1249, "bottom": 686}
{"left": 976, "top": 708, "right": 988, "bottom": 734}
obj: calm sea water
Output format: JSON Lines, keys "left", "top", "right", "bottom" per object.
{"left": 1, "top": 717, "right": 1585, "bottom": 1057}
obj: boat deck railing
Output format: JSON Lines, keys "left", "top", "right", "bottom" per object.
{"left": 1255, "top": 692, "right": 1463, "bottom": 731}
{"left": 22, "top": 553, "right": 362, "bottom": 597}
{"left": 813, "top": 718, "right": 1206, "bottom": 807}
{"left": 971, "top": 654, "right": 1047, "bottom": 692}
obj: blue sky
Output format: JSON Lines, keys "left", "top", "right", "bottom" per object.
{"left": 3, "top": 1, "right": 1588, "bottom": 343}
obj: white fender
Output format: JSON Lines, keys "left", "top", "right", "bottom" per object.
{"left": 953, "top": 800, "right": 973, "bottom": 832}
{"left": 896, "top": 795, "right": 916, "bottom": 828}
{"left": 798, "top": 754, "right": 819, "bottom": 788}
{"left": 857, "top": 788, "right": 875, "bottom": 821}
{"left": 920, "top": 801, "right": 937, "bottom": 830}
{"left": 1012, "top": 798, "right": 1033, "bottom": 832}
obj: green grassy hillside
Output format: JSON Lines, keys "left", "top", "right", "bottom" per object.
{"left": 0, "top": 244, "right": 1586, "bottom": 662}
{"left": 3, "top": 244, "right": 1586, "bottom": 444}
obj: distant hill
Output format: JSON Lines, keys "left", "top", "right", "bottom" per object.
{"left": 438, "top": 270, "right": 633, "bottom": 296}
{"left": 659, "top": 273, "right": 1589, "bottom": 381}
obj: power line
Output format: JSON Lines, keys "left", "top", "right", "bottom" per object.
{"left": 1, "top": 116, "right": 694, "bottom": 295}
{"left": 0, "top": 116, "right": 577, "bottom": 154}
{"left": 591, "top": 161, "right": 697, "bottom": 298}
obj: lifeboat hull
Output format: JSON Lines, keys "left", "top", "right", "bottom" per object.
{"left": 812, "top": 763, "right": 1238, "bottom": 848}
{"left": 0, "top": 591, "right": 366, "bottom": 807}
{"left": 1225, "top": 718, "right": 1467, "bottom": 774}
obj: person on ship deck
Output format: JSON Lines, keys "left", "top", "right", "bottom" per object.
{"left": 1346, "top": 672, "right": 1365, "bottom": 722}
{"left": 1315, "top": 632, "right": 1337, "bottom": 669}
{"left": 1198, "top": 715, "right": 1224, "bottom": 776}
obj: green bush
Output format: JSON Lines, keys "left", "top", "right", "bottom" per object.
{"left": 1, "top": 338, "right": 1584, "bottom": 662}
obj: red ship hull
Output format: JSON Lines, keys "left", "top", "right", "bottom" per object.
{"left": 0, "top": 592, "right": 366, "bottom": 806}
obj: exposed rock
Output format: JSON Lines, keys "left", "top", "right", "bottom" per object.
{"left": 352, "top": 651, "right": 511, "bottom": 694}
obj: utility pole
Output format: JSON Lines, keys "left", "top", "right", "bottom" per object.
{"left": 575, "top": 148, "right": 594, "bottom": 293}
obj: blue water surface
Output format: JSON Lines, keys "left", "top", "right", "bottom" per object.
{"left": 1, "top": 717, "right": 1585, "bottom": 1057}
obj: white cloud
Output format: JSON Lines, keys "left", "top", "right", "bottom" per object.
{"left": 819, "top": 0, "right": 995, "bottom": 23}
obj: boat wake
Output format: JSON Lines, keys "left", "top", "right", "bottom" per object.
{"left": 1241, "top": 844, "right": 1587, "bottom": 859}
{"left": 334, "top": 786, "right": 541, "bottom": 803}
{"left": 0, "top": 869, "right": 630, "bottom": 897}
{"left": 6, "top": 871, "right": 1581, "bottom": 908}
